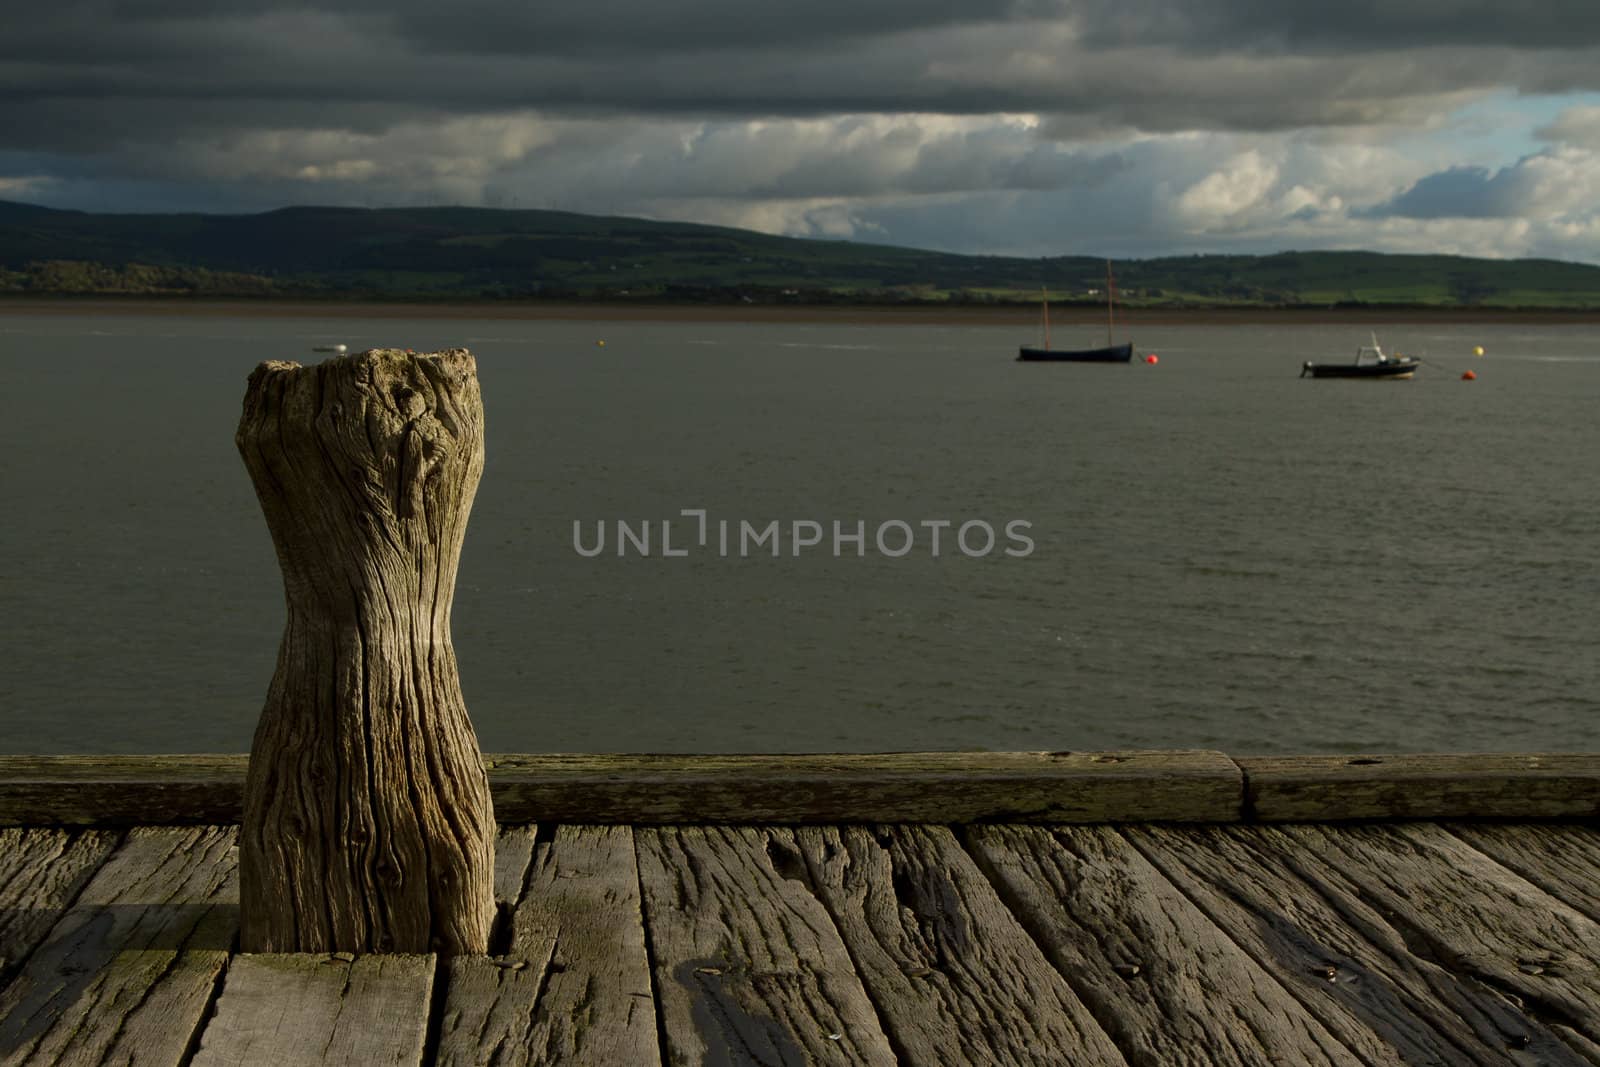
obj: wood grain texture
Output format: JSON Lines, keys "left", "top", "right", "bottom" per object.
{"left": 0, "top": 826, "right": 237, "bottom": 1067}
{"left": 489, "top": 750, "right": 1241, "bottom": 823}
{"left": 1126, "top": 824, "right": 1587, "bottom": 1065}
{"left": 967, "top": 824, "right": 1360, "bottom": 1066}
{"left": 437, "top": 825, "right": 659, "bottom": 1066}
{"left": 236, "top": 348, "right": 496, "bottom": 954}
{"left": 489, "top": 825, "right": 538, "bottom": 913}
{"left": 1550, "top": 1024, "right": 1600, "bottom": 1065}
{"left": 0, "top": 755, "right": 247, "bottom": 826}
{"left": 636, "top": 825, "right": 897, "bottom": 1065}
{"left": 7, "top": 753, "right": 1600, "bottom": 825}
{"left": 797, "top": 825, "right": 1126, "bottom": 1065}
{"left": 191, "top": 953, "right": 434, "bottom": 1066}
{"left": 426, "top": 825, "right": 541, "bottom": 1064}
{"left": 1242, "top": 754, "right": 1600, "bottom": 821}
{"left": 1445, "top": 823, "right": 1600, "bottom": 926}
{"left": 0, "top": 817, "right": 1596, "bottom": 1064}
{"left": 1277, "top": 823, "right": 1600, "bottom": 1048}
{"left": 0, "top": 750, "right": 1243, "bottom": 826}
{"left": 0, "top": 829, "right": 119, "bottom": 986}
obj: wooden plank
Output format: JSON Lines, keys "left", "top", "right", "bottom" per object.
{"left": 488, "top": 751, "right": 1242, "bottom": 823}
{"left": 0, "top": 751, "right": 1243, "bottom": 825}
{"left": 1242, "top": 754, "right": 1600, "bottom": 821}
{"left": 432, "top": 823, "right": 542, "bottom": 1063}
{"left": 797, "top": 825, "right": 1127, "bottom": 1065}
{"left": 489, "top": 824, "right": 539, "bottom": 914}
{"left": 437, "top": 825, "right": 659, "bottom": 1066}
{"left": 0, "top": 755, "right": 247, "bottom": 826}
{"left": 967, "top": 824, "right": 1361, "bottom": 1066}
{"left": 0, "top": 829, "right": 120, "bottom": 985}
{"left": 1126, "top": 824, "right": 1588, "bottom": 1065}
{"left": 636, "top": 825, "right": 897, "bottom": 1065}
{"left": 1276, "top": 823, "right": 1600, "bottom": 1048}
{"left": 1445, "top": 823, "right": 1600, "bottom": 926}
{"left": 10, "top": 752, "right": 1600, "bottom": 825}
{"left": 190, "top": 953, "right": 434, "bottom": 1066}
{"left": 1551, "top": 1024, "right": 1600, "bottom": 1064}
{"left": 0, "top": 826, "right": 237, "bottom": 1067}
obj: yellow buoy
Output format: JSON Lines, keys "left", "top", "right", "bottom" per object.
{"left": 1473, "top": 345, "right": 1485, "bottom": 356}
{"left": 597, "top": 340, "right": 606, "bottom": 347}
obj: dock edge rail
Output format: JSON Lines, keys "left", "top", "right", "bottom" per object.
{"left": 0, "top": 751, "right": 1596, "bottom": 826}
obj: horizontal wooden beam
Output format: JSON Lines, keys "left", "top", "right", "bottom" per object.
{"left": 484, "top": 750, "right": 1242, "bottom": 824}
{"left": 1240, "top": 753, "right": 1600, "bottom": 821}
{"left": 5, "top": 751, "right": 1597, "bottom": 826}
{"left": 0, "top": 751, "right": 1241, "bottom": 826}
{"left": 0, "top": 754, "right": 247, "bottom": 827}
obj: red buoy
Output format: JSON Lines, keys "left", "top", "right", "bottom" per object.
{"left": 1144, "top": 353, "right": 1159, "bottom": 364}
{"left": 1462, "top": 370, "right": 1477, "bottom": 381}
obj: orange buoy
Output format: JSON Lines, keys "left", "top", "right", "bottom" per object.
{"left": 1462, "top": 370, "right": 1477, "bottom": 381}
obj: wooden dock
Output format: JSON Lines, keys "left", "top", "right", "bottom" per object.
{"left": 1, "top": 751, "right": 1597, "bottom": 1065}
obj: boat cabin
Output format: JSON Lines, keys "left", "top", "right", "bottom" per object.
{"left": 1355, "top": 343, "right": 1393, "bottom": 365}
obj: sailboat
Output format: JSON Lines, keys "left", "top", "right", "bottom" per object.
{"left": 1017, "top": 261, "right": 1135, "bottom": 363}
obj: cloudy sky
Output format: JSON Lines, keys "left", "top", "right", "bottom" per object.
{"left": 5, "top": 1, "right": 1600, "bottom": 262}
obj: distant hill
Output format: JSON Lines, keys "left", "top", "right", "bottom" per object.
{"left": 3, "top": 199, "right": 1599, "bottom": 309}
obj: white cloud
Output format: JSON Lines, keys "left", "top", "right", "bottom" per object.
{"left": 1174, "top": 151, "right": 1281, "bottom": 230}
{"left": 1514, "top": 146, "right": 1600, "bottom": 217}
{"left": 1538, "top": 105, "right": 1600, "bottom": 147}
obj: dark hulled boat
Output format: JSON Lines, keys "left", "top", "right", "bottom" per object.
{"left": 1017, "top": 261, "right": 1134, "bottom": 363}
{"left": 1018, "top": 342, "right": 1134, "bottom": 362}
{"left": 1301, "top": 336, "right": 1420, "bottom": 379}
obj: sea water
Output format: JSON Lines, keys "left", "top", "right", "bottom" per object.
{"left": 1, "top": 310, "right": 1595, "bottom": 754}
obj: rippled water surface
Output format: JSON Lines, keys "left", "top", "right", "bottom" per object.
{"left": 1, "top": 311, "right": 1596, "bottom": 754}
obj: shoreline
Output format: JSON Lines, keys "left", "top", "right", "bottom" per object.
{"left": 5, "top": 296, "right": 1600, "bottom": 326}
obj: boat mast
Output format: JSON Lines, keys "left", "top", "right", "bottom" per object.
{"left": 1042, "top": 285, "right": 1051, "bottom": 350}
{"left": 1105, "top": 260, "right": 1115, "bottom": 347}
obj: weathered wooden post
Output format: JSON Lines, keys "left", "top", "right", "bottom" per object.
{"left": 235, "top": 348, "right": 495, "bottom": 955}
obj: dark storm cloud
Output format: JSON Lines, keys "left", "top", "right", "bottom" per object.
{"left": 0, "top": 1, "right": 1043, "bottom": 84}
{"left": 6, "top": 0, "right": 1600, "bottom": 156}
{"left": 0, "top": 5, "right": 1013, "bottom": 151}
{"left": 1069, "top": 0, "right": 1600, "bottom": 51}
{"left": 390, "top": 0, "right": 1044, "bottom": 56}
